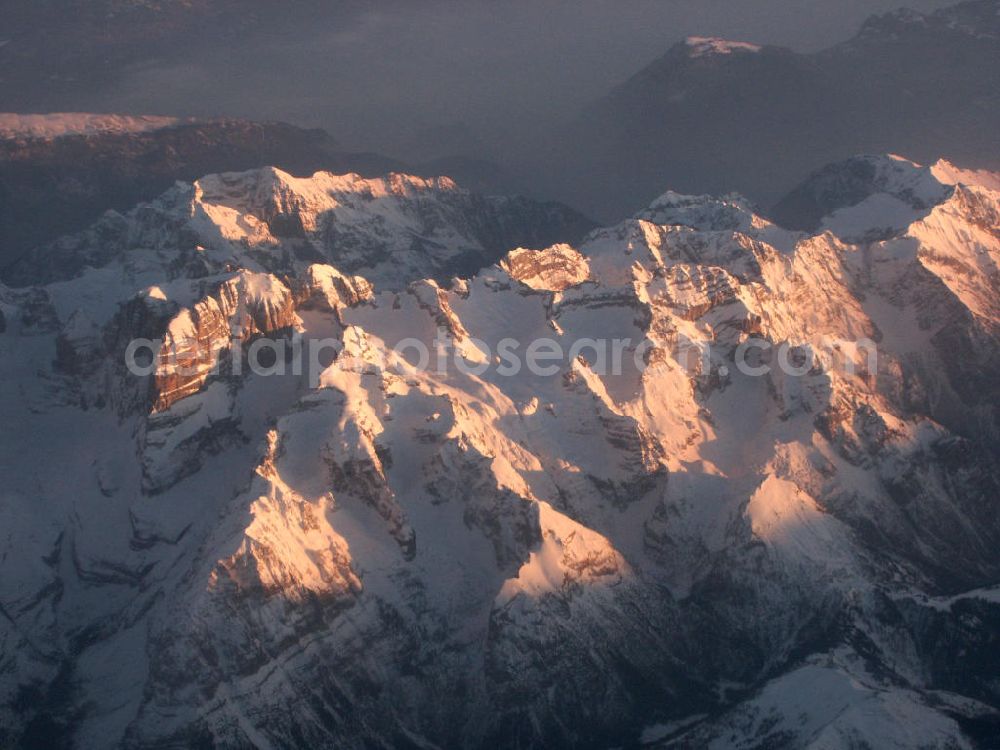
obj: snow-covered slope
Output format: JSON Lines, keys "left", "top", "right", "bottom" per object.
{"left": 771, "top": 153, "right": 992, "bottom": 236}
{"left": 652, "top": 656, "right": 980, "bottom": 749}
{"left": 0, "top": 156, "right": 998, "bottom": 749}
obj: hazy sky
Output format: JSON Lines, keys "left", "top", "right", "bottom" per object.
{"left": 95, "top": 0, "right": 959, "bottom": 156}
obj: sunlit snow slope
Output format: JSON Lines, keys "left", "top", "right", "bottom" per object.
{"left": 1, "top": 155, "right": 999, "bottom": 749}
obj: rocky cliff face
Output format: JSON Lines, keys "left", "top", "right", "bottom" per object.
{"left": 0, "top": 156, "right": 998, "bottom": 749}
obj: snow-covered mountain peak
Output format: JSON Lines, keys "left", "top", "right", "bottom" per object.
{"left": 190, "top": 166, "right": 464, "bottom": 230}
{"left": 771, "top": 152, "right": 1000, "bottom": 237}
{"left": 7, "top": 164, "right": 593, "bottom": 292}
{"left": 195, "top": 166, "right": 463, "bottom": 211}
{"left": 683, "top": 36, "right": 763, "bottom": 58}
{"left": 930, "top": 157, "right": 1000, "bottom": 192}
{"left": 637, "top": 190, "right": 759, "bottom": 229}
{"left": 823, "top": 153, "right": 950, "bottom": 206}
{"left": 633, "top": 189, "right": 799, "bottom": 255}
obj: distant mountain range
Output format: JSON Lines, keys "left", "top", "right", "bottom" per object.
{"left": 2, "top": 1, "right": 997, "bottom": 229}
{"left": 527, "top": 0, "right": 1000, "bottom": 221}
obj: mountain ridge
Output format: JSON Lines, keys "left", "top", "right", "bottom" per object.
{"left": 0, "top": 118, "right": 557, "bottom": 277}
{"left": 1, "top": 153, "right": 998, "bottom": 747}
{"left": 528, "top": 0, "right": 1000, "bottom": 222}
